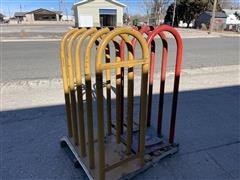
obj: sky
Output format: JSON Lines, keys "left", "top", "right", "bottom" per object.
{"left": 0, "top": 0, "right": 144, "bottom": 16}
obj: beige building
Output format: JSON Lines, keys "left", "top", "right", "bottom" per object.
{"left": 14, "top": 8, "right": 62, "bottom": 23}
{"left": 73, "top": 0, "right": 127, "bottom": 27}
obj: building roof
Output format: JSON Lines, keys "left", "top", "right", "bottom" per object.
{"left": 26, "top": 8, "right": 62, "bottom": 15}
{"left": 0, "top": 13, "right": 4, "bottom": 17}
{"left": 54, "top": 11, "right": 63, "bottom": 15}
{"left": 14, "top": 12, "right": 26, "bottom": 17}
{"left": 73, "top": 0, "right": 127, "bottom": 7}
{"left": 205, "top": 11, "right": 227, "bottom": 18}
{"left": 14, "top": 9, "right": 62, "bottom": 18}
{"left": 223, "top": 9, "right": 240, "bottom": 16}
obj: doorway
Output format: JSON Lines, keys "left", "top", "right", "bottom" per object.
{"left": 99, "top": 9, "right": 117, "bottom": 27}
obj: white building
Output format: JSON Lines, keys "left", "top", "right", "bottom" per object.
{"left": 72, "top": 0, "right": 127, "bottom": 27}
{"left": 223, "top": 9, "right": 240, "bottom": 25}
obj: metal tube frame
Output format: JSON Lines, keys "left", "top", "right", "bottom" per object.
{"left": 67, "top": 28, "right": 88, "bottom": 147}
{"left": 95, "top": 28, "right": 149, "bottom": 180}
{"left": 75, "top": 28, "right": 99, "bottom": 169}
{"left": 60, "top": 28, "right": 79, "bottom": 138}
{"left": 59, "top": 25, "right": 182, "bottom": 180}
{"left": 146, "top": 25, "right": 183, "bottom": 144}
{"left": 132, "top": 26, "right": 168, "bottom": 132}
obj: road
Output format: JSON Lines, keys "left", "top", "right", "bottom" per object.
{"left": 0, "top": 24, "right": 72, "bottom": 33}
{"left": 1, "top": 37, "right": 239, "bottom": 81}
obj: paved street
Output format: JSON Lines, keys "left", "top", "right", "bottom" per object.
{"left": 0, "top": 24, "right": 72, "bottom": 33}
{"left": 1, "top": 37, "right": 239, "bottom": 81}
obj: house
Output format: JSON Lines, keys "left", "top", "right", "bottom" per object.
{"left": 24, "top": 8, "right": 62, "bottom": 22}
{"left": 14, "top": 12, "right": 26, "bottom": 22}
{"left": 223, "top": 9, "right": 240, "bottom": 26}
{"left": 195, "top": 11, "right": 227, "bottom": 31}
{"left": 14, "top": 8, "right": 63, "bottom": 23}
{"left": 223, "top": 9, "right": 240, "bottom": 32}
{"left": 73, "top": 0, "right": 127, "bottom": 27}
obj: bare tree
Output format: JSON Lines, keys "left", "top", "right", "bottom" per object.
{"left": 142, "top": 0, "right": 172, "bottom": 25}
{"left": 218, "top": 0, "right": 238, "bottom": 9}
{"left": 232, "top": 0, "right": 240, "bottom": 9}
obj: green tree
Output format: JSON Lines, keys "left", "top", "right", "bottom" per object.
{"left": 164, "top": 0, "right": 222, "bottom": 27}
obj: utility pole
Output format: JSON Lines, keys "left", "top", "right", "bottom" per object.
{"left": 172, "top": 0, "right": 177, "bottom": 27}
{"left": 66, "top": 8, "right": 68, "bottom": 21}
{"left": 59, "top": 0, "right": 63, "bottom": 11}
{"left": 8, "top": 6, "right": 10, "bottom": 17}
{"left": 209, "top": 0, "right": 217, "bottom": 34}
{"left": 147, "top": 9, "right": 149, "bottom": 26}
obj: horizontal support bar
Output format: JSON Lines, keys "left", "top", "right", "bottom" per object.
{"left": 100, "top": 59, "right": 147, "bottom": 70}
{"left": 104, "top": 154, "right": 139, "bottom": 172}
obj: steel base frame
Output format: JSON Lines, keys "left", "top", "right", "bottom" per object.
{"left": 60, "top": 136, "right": 179, "bottom": 180}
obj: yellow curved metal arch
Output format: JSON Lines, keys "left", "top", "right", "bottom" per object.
{"left": 59, "top": 28, "right": 78, "bottom": 138}
{"left": 96, "top": 28, "right": 149, "bottom": 71}
{"left": 84, "top": 30, "right": 135, "bottom": 147}
{"left": 95, "top": 28, "right": 149, "bottom": 180}
{"left": 66, "top": 28, "right": 87, "bottom": 153}
{"left": 84, "top": 28, "right": 111, "bottom": 138}
{"left": 74, "top": 27, "right": 98, "bottom": 169}
{"left": 67, "top": 28, "right": 87, "bottom": 90}
{"left": 119, "top": 34, "right": 134, "bottom": 155}
{"left": 84, "top": 28, "right": 110, "bottom": 81}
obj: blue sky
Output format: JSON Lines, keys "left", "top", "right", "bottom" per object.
{"left": 1, "top": 0, "right": 143, "bottom": 16}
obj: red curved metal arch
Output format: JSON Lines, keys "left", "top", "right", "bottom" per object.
{"left": 119, "top": 26, "right": 172, "bottom": 140}
{"left": 134, "top": 26, "right": 169, "bottom": 128}
{"left": 147, "top": 25, "right": 183, "bottom": 144}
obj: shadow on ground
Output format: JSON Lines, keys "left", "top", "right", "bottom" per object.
{"left": 1, "top": 86, "right": 239, "bottom": 179}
